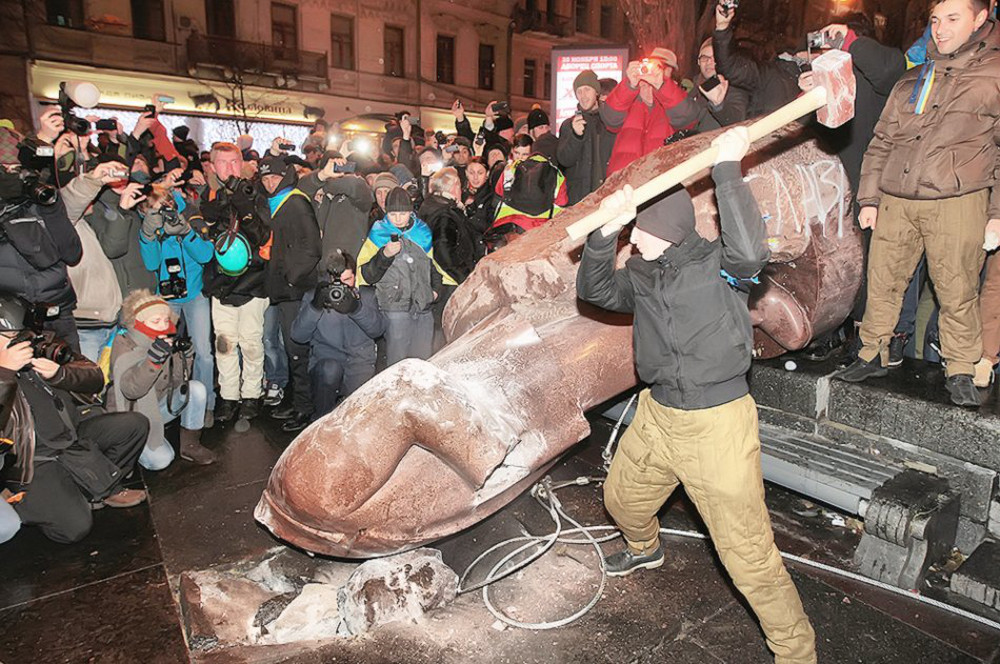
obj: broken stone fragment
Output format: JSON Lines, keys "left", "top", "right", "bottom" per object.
{"left": 337, "top": 548, "right": 459, "bottom": 635}
{"left": 266, "top": 583, "right": 343, "bottom": 644}
{"left": 179, "top": 572, "right": 280, "bottom": 649}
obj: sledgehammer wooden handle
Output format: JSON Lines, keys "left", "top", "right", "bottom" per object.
{"left": 566, "top": 86, "right": 829, "bottom": 241}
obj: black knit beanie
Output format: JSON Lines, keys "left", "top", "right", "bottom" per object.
{"left": 384, "top": 187, "right": 412, "bottom": 214}
{"left": 636, "top": 187, "right": 696, "bottom": 245}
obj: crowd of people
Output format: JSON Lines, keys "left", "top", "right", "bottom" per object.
{"left": 0, "top": 4, "right": 997, "bottom": 654}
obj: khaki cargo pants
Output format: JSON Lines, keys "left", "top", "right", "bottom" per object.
{"left": 605, "top": 390, "right": 817, "bottom": 664}
{"left": 859, "top": 191, "right": 989, "bottom": 376}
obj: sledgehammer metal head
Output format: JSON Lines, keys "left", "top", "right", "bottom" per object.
{"left": 811, "top": 49, "right": 856, "bottom": 128}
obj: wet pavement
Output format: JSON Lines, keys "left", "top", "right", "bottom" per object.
{"left": 1, "top": 403, "right": 999, "bottom": 663}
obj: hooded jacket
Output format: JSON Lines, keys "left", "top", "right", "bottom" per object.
{"left": 199, "top": 185, "right": 271, "bottom": 307}
{"left": 263, "top": 166, "right": 322, "bottom": 303}
{"left": 576, "top": 162, "right": 770, "bottom": 410}
{"left": 859, "top": 19, "right": 1000, "bottom": 219}
{"left": 557, "top": 105, "right": 616, "bottom": 206}
{"left": 107, "top": 305, "right": 189, "bottom": 458}
{"left": 0, "top": 198, "right": 82, "bottom": 310}
{"left": 298, "top": 171, "right": 374, "bottom": 261}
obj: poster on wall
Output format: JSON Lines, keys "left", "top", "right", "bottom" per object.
{"left": 550, "top": 46, "right": 628, "bottom": 136}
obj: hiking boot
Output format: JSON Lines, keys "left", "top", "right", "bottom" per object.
{"left": 203, "top": 410, "right": 214, "bottom": 429}
{"left": 837, "top": 332, "right": 862, "bottom": 369}
{"left": 240, "top": 397, "right": 262, "bottom": 421}
{"left": 946, "top": 374, "right": 982, "bottom": 408}
{"left": 802, "top": 331, "right": 843, "bottom": 362}
{"left": 974, "top": 358, "right": 996, "bottom": 389}
{"left": 263, "top": 383, "right": 284, "bottom": 407}
{"left": 836, "top": 356, "right": 887, "bottom": 383}
{"left": 102, "top": 488, "right": 147, "bottom": 509}
{"left": 280, "top": 411, "right": 312, "bottom": 433}
{"left": 888, "top": 332, "right": 909, "bottom": 367}
{"left": 604, "top": 544, "right": 665, "bottom": 577}
{"left": 215, "top": 398, "right": 239, "bottom": 423}
{"left": 270, "top": 404, "right": 297, "bottom": 421}
{"left": 180, "top": 427, "right": 216, "bottom": 465}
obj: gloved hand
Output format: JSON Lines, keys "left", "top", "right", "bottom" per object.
{"left": 241, "top": 216, "right": 269, "bottom": 246}
{"left": 199, "top": 197, "right": 228, "bottom": 225}
{"left": 147, "top": 337, "right": 173, "bottom": 366}
{"left": 312, "top": 282, "right": 330, "bottom": 310}
{"left": 141, "top": 211, "right": 165, "bottom": 239}
{"left": 161, "top": 214, "right": 191, "bottom": 236}
{"left": 712, "top": 126, "right": 750, "bottom": 165}
{"left": 230, "top": 187, "right": 257, "bottom": 220}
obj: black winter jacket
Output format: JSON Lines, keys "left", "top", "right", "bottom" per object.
{"left": 0, "top": 198, "right": 82, "bottom": 310}
{"left": 265, "top": 190, "right": 322, "bottom": 303}
{"left": 299, "top": 171, "right": 374, "bottom": 261}
{"left": 713, "top": 27, "right": 800, "bottom": 118}
{"left": 577, "top": 162, "right": 769, "bottom": 410}
{"left": 418, "top": 194, "right": 484, "bottom": 284}
{"left": 556, "top": 106, "right": 616, "bottom": 206}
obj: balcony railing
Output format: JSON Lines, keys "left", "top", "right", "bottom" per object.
{"left": 187, "top": 35, "right": 328, "bottom": 82}
{"left": 513, "top": 7, "right": 574, "bottom": 37}
{"left": 28, "top": 23, "right": 179, "bottom": 75}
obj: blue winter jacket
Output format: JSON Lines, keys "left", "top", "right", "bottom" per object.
{"left": 139, "top": 230, "right": 214, "bottom": 303}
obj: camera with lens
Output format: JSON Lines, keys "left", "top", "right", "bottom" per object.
{"left": 159, "top": 258, "right": 188, "bottom": 300}
{"left": 314, "top": 251, "right": 359, "bottom": 314}
{"left": 160, "top": 205, "right": 187, "bottom": 234}
{"left": 434, "top": 131, "right": 447, "bottom": 146}
{"left": 0, "top": 165, "right": 58, "bottom": 206}
{"left": 9, "top": 330, "right": 74, "bottom": 365}
{"left": 223, "top": 176, "right": 256, "bottom": 199}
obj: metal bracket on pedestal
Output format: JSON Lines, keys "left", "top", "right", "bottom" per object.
{"left": 854, "top": 469, "right": 960, "bottom": 591}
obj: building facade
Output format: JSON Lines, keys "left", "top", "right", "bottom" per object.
{"left": 0, "top": 0, "right": 631, "bottom": 141}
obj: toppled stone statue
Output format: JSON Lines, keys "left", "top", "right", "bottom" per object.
{"left": 256, "top": 124, "right": 861, "bottom": 557}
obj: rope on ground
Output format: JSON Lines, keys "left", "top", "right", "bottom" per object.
{"left": 459, "top": 400, "right": 1000, "bottom": 632}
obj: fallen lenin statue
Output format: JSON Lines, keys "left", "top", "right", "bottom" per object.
{"left": 254, "top": 118, "right": 862, "bottom": 558}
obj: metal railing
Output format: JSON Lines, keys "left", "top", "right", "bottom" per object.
{"left": 186, "top": 35, "right": 329, "bottom": 81}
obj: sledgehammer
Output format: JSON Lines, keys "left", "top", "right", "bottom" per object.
{"left": 566, "top": 49, "right": 856, "bottom": 241}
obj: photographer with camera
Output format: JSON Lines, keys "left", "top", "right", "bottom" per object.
{"left": 684, "top": 38, "right": 750, "bottom": 133}
{"left": 0, "top": 127, "right": 84, "bottom": 351}
{"left": 198, "top": 143, "right": 271, "bottom": 426}
{"left": 138, "top": 185, "right": 216, "bottom": 423}
{"left": 0, "top": 293, "right": 149, "bottom": 544}
{"left": 290, "top": 250, "right": 386, "bottom": 420}
{"left": 557, "top": 70, "right": 618, "bottom": 206}
{"left": 106, "top": 290, "right": 215, "bottom": 466}
{"left": 259, "top": 156, "right": 322, "bottom": 433}
{"left": 600, "top": 48, "right": 689, "bottom": 175}
{"left": 299, "top": 152, "right": 374, "bottom": 262}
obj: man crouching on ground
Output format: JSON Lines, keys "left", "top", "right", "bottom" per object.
{"left": 576, "top": 126, "right": 817, "bottom": 664}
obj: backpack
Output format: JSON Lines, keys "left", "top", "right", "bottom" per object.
{"left": 503, "top": 156, "right": 561, "bottom": 217}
